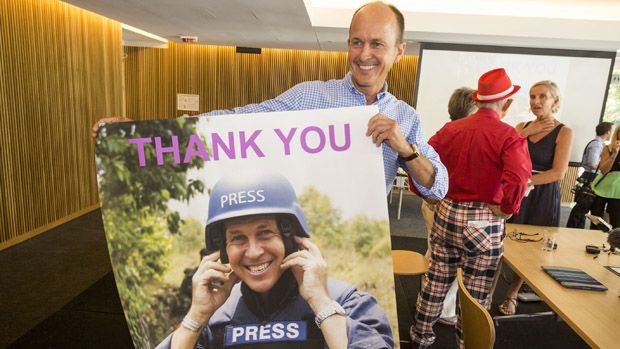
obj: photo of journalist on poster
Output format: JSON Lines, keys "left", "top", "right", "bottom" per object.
{"left": 95, "top": 106, "right": 398, "bottom": 349}
{"left": 157, "top": 171, "right": 392, "bottom": 349}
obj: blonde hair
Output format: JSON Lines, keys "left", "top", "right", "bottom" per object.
{"left": 530, "top": 80, "right": 561, "bottom": 114}
{"left": 608, "top": 124, "right": 620, "bottom": 152}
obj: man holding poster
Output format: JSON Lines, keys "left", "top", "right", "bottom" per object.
{"left": 156, "top": 172, "right": 392, "bottom": 349}
{"left": 93, "top": 1, "right": 448, "bottom": 200}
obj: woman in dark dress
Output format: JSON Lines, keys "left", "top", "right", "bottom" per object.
{"left": 498, "top": 80, "right": 573, "bottom": 315}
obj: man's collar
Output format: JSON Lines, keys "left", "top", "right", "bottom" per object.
{"left": 344, "top": 71, "right": 389, "bottom": 102}
{"left": 240, "top": 270, "right": 298, "bottom": 321}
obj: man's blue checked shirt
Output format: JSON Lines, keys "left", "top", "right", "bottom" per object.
{"left": 202, "top": 72, "right": 448, "bottom": 200}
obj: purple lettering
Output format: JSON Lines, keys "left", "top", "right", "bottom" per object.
{"left": 300, "top": 126, "right": 326, "bottom": 154}
{"left": 329, "top": 124, "right": 351, "bottom": 151}
{"left": 183, "top": 134, "right": 210, "bottom": 163}
{"left": 154, "top": 136, "right": 180, "bottom": 165}
{"left": 239, "top": 130, "right": 264, "bottom": 158}
{"left": 212, "top": 132, "right": 235, "bottom": 160}
{"left": 127, "top": 137, "right": 152, "bottom": 167}
{"left": 274, "top": 128, "right": 297, "bottom": 155}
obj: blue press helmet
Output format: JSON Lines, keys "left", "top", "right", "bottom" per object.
{"left": 205, "top": 172, "right": 310, "bottom": 262}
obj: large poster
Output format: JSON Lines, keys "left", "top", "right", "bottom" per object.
{"left": 95, "top": 106, "right": 398, "bottom": 348}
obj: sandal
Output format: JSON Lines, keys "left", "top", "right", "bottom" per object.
{"left": 498, "top": 297, "right": 517, "bottom": 315}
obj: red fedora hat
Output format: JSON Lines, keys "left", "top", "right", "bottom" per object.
{"left": 472, "top": 68, "right": 520, "bottom": 103}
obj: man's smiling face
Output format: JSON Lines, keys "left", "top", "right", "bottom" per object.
{"left": 347, "top": 3, "right": 405, "bottom": 102}
{"left": 225, "top": 215, "right": 285, "bottom": 293}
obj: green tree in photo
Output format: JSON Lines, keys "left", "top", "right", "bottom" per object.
{"left": 162, "top": 217, "right": 205, "bottom": 322}
{"left": 341, "top": 215, "right": 391, "bottom": 258}
{"left": 297, "top": 186, "right": 396, "bottom": 335}
{"left": 298, "top": 186, "right": 390, "bottom": 257}
{"left": 96, "top": 118, "right": 204, "bottom": 348}
{"left": 298, "top": 186, "right": 342, "bottom": 246}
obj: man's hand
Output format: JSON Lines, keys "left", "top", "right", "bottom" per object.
{"left": 366, "top": 114, "right": 410, "bottom": 155}
{"left": 187, "top": 251, "right": 238, "bottom": 326}
{"left": 280, "top": 236, "right": 331, "bottom": 314}
{"left": 91, "top": 117, "right": 132, "bottom": 138}
{"left": 486, "top": 204, "right": 512, "bottom": 220}
{"left": 367, "top": 113, "right": 437, "bottom": 189}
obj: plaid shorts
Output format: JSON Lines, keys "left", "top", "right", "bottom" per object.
{"left": 411, "top": 199, "right": 505, "bottom": 349}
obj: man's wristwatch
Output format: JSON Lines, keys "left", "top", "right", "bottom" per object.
{"left": 400, "top": 144, "right": 420, "bottom": 161}
{"left": 314, "top": 301, "right": 346, "bottom": 328}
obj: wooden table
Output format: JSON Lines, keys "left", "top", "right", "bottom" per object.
{"left": 503, "top": 224, "right": 620, "bottom": 349}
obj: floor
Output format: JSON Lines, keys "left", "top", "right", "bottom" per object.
{"left": 1, "top": 193, "right": 588, "bottom": 348}
{"left": 0, "top": 211, "right": 112, "bottom": 347}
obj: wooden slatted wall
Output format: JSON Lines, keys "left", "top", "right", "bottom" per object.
{"left": 124, "top": 42, "right": 419, "bottom": 119}
{"left": 0, "top": 0, "right": 123, "bottom": 249}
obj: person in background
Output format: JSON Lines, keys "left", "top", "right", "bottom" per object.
{"left": 411, "top": 68, "right": 531, "bottom": 349}
{"left": 590, "top": 123, "right": 620, "bottom": 229}
{"left": 566, "top": 122, "right": 613, "bottom": 228}
{"left": 499, "top": 80, "right": 573, "bottom": 316}
{"left": 92, "top": 1, "right": 448, "bottom": 202}
{"left": 419, "top": 87, "right": 477, "bottom": 327}
{"left": 447, "top": 88, "right": 478, "bottom": 122}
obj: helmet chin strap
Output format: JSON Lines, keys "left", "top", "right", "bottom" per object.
{"left": 277, "top": 215, "right": 300, "bottom": 257}
{"left": 204, "top": 222, "right": 229, "bottom": 263}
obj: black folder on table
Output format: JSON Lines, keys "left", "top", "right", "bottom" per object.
{"left": 542, "top": 266, "right": 608, "bottom": 291}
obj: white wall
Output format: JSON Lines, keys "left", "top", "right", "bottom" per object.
{"left": 415, "top": 45, "right": 615, "bottom": 162}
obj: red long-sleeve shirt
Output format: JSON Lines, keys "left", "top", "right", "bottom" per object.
{"left": 428, "top": 108, "right": 532, "bottom": 214}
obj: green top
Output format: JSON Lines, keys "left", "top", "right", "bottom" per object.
{"left": 592, "top": 172, "right": 620, "bottom": 199}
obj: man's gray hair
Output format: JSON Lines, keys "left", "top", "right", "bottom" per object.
{"left": 476, "top": 99, "right": 510, "bottom": 110}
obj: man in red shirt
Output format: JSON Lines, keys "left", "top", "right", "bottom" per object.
{"left": 410, "top": 68, "right": 532, "bottom": 349}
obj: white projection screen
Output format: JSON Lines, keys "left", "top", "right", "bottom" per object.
{"left": 414, "top": 43, "right": 615, "bottom": 162}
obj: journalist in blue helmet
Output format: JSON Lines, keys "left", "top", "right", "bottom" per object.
{"left": 156, "top": 172, "right": 393, "bottom": 349}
